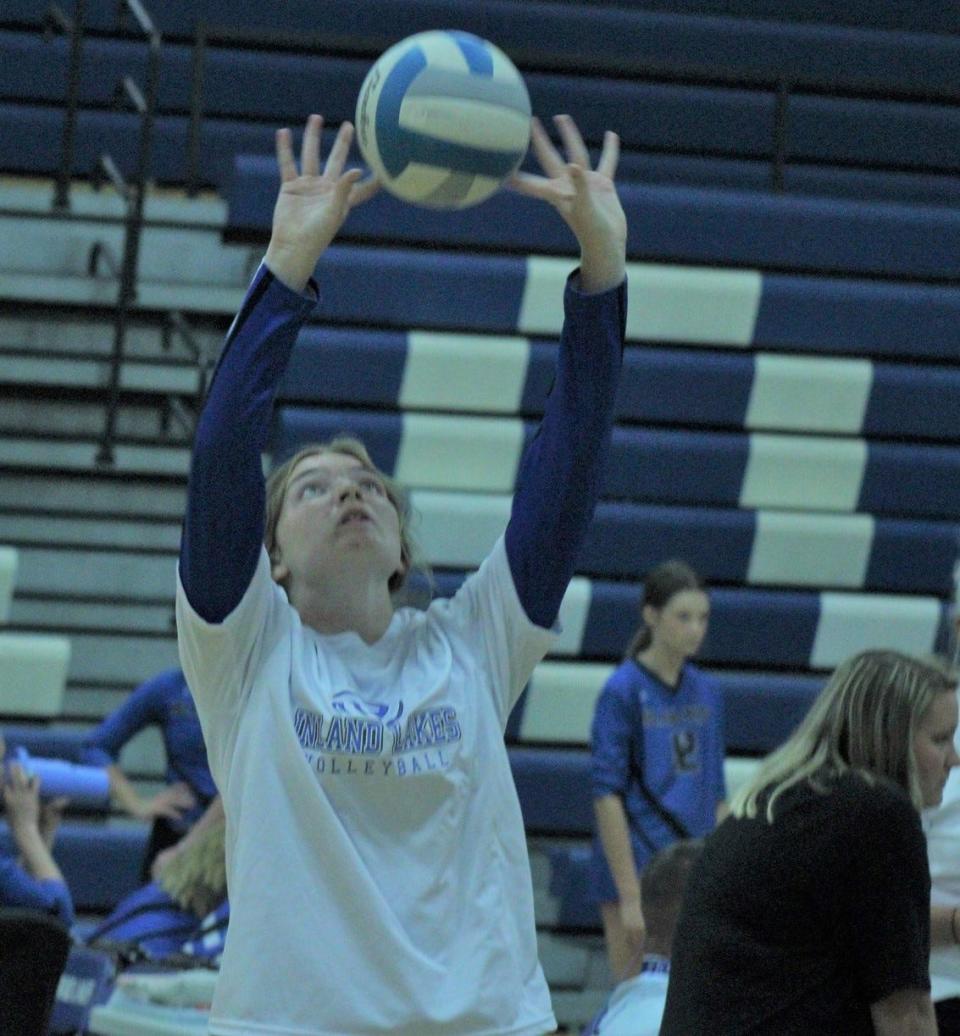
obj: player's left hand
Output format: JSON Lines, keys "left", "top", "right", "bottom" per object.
{"left": 507, "top": 114, "right": 626, "bottom": 293}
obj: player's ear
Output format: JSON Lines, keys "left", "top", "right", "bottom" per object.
{"left": 271, "top": 552, "right": 289, "bottom": 584}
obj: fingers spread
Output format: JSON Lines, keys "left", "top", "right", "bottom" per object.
{"left": 529, "top": 117, "right": 566, "bottom": 179}
{"left": 276, "top": 127, "right": 298, "bottom": 183}
{"left": 504, "top": 171, "right": 556, "bottom": 201}
{"left": 597, "top": 130, "right": 621, "bottom": 180}
{"left": 300, "top": 114, "right": 323, "bottom": 178}
{"left": 324, "top": 120, "right": 354, "bottom": 179}
{"left": 554, "top": 114, "right": 591, "bottom": 168}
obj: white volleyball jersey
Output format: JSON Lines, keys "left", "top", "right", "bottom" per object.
{"left": 176, "top": 536, "right": 558, "bottom": 1036}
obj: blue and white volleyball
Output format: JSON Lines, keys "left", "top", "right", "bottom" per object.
{"left": 356, "top": 30, "right": 531, "bottom": 209}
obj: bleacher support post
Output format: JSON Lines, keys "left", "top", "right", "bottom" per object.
{"left": 185, "top": 20, "right": 207, "bottom": 198}
{"left": 94, "top": 0, "right": 162, "bottom": 466}
{"left": 43, "top": 0, "right": 86, "bottom": 211}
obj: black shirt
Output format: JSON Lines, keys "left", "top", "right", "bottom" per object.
{"left": 660, "top": 771, "right": 930, "bottom": 1035}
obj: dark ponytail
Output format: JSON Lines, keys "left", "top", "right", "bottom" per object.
{"left": 625, "top": 560, "right": 706, "bottom": 660}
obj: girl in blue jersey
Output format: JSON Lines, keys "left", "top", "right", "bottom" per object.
{"left": 590, "top": 560, "right": 726, "bottom": 981}
{"left": 176, "top": 111, "right": 627, "bottom": 1036}
{"left": 80, "top": 667, "right": 220, "bottom": 879}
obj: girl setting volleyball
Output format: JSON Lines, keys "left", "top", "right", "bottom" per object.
{"left": 176, "top": 106, "right": 627, "bottom": 1035}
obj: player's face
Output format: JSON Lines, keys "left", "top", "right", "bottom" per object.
{"left": 272, "top": 452, "right": 403, "bottom": 591}
{"left": 647, "top": 590, "right": 710, "bottom": 660}
{"left": 913, "top": 689, "right": 960, "bottom": 808}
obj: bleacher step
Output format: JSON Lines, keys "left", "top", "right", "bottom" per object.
{"left": 0, "top": 351, "right": 204, "bottom": 396}
{"left": 0, "top": 472, "right": 187, "bottom": 519}
{"left": 0, "top": 311, "right": 224, "bottom": 360}
{"left": 0, "top": 512, "right": 181, "bottom": 552}
{"left": 0, "top": 176, "right": 228, "bottom": 229}
{"left": 0, "top": 396, "right": 185, "bottom": 442}
{"left": 10, "top": 597, "right": 175, "bottom": 636}
{"left": 0, "top": 435, "right": 191, "bottom": 475}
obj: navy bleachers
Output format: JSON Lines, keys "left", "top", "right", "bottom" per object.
{"left": 6, "top": 12, "right": 960, "bottom": 207}
{"left": 551, "top": 1, "right": 960, "bottom": 36}
{"left": 272, "top": 407, "right": 960, "bottom": 522}
{"left": 272, "top": 246, "right": 960, "bottom": 359}
{"left": 7, "top": 1, "right": 960, "bottom": 97}
{"left": 229, "top": 159, "right": 960, "bottom": 279}
{"left": 18, "top": 27, "right": 960, "bottom": 176}
{"left": 282, "top": 328, "right": 960, "bottom": 442}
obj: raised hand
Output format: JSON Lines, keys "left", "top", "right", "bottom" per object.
{"left": 508, "top": 114, "right": 626, "bottom": 294}
{"left": 3, "top": 763, "right": 42, "bottom": 832}
{"left": 264, "top": 114, "right": 379, "bottom": 292}
{"left": 39, "top": 795, "right": 69, "bottom": 849}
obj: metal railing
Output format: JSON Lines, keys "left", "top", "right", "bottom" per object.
{"left": 42, "top": 0, "right": 86, "bottom": 210}
{"left": 159, "top": 311, "right": 214, "bottom": 438}
{"left": 89, "top": 0, "right": 161, "bottom": 465}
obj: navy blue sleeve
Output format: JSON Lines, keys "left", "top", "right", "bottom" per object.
{"left": 504, "top": 274, "right": 625, "bottom": 628}
{"left": 0, "top": 857, "right": 74, "bottom": 926}
{"left": 79, "top": 669, "right": 177, "bottom": 767}
{"left": 590, "top": 668, "right": 635, "bottom": 799}
{"left": 179, "top": 266, "right": 318, "bottom": 623}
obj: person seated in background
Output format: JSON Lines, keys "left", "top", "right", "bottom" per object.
{"left": 79, "top": 666, "right": 219, "bottom": 880}
{"left": 84, "top": 807, "right": 228, "bottom": 962}
{"left": 660, "top": 649, "right": 956, "bottom": 1036}
{"left": 0, "top": 734, "right": 73, "bottom": 925}
{"left": 583, "top": 838, "right": 703, "bottom": 1036}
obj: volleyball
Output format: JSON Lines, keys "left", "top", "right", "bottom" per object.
{"left": 355, "top": 30, "right": 531, "bottom": 209}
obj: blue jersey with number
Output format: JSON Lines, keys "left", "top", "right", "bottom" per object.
{"left": 589, "top": 660, "right": 725, "bottom": 901}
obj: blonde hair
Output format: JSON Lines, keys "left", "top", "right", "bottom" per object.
{"left": 265, "top": 438, "right": 419, "bottom": 595}
{"left": 158, "top": 816, "right": 226, "bottom": 918}
{"left": 731, "top": 649, "right": 953, "bottom": 822}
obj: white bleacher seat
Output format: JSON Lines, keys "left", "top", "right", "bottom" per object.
{"left": 0, "top": 632, "right": 70, "bottom": 717}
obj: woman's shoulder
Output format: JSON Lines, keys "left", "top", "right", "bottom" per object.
{"left": 830, "top": 770, "right": 918, "bottom": 823}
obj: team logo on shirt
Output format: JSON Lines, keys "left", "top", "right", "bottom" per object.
{"left": 672, "top": 730, "right": 700, "bottom": 773}
{"left": 331, "top": 690, "right": 404, "bottom": 725}
{"left": 293, "top": 699, "right": 462, "bottom": 781}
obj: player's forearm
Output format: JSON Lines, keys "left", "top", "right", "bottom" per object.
{"left": 578, "top": 238, "right": 626, "bottom": 296}
{"left": 107, "top": 765, "right": 148, "bottom": 819}
{"left": 594, "top": 794, "right": 641, "bottom": 902}
{"left": 504, "top": 278, "right": 624, "bottom": 626}
{"left": 11, "top": 821, "right": 64, "bottom": 883}
{"left": 180, "top": 265, "right": 314, "bottom": 622}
